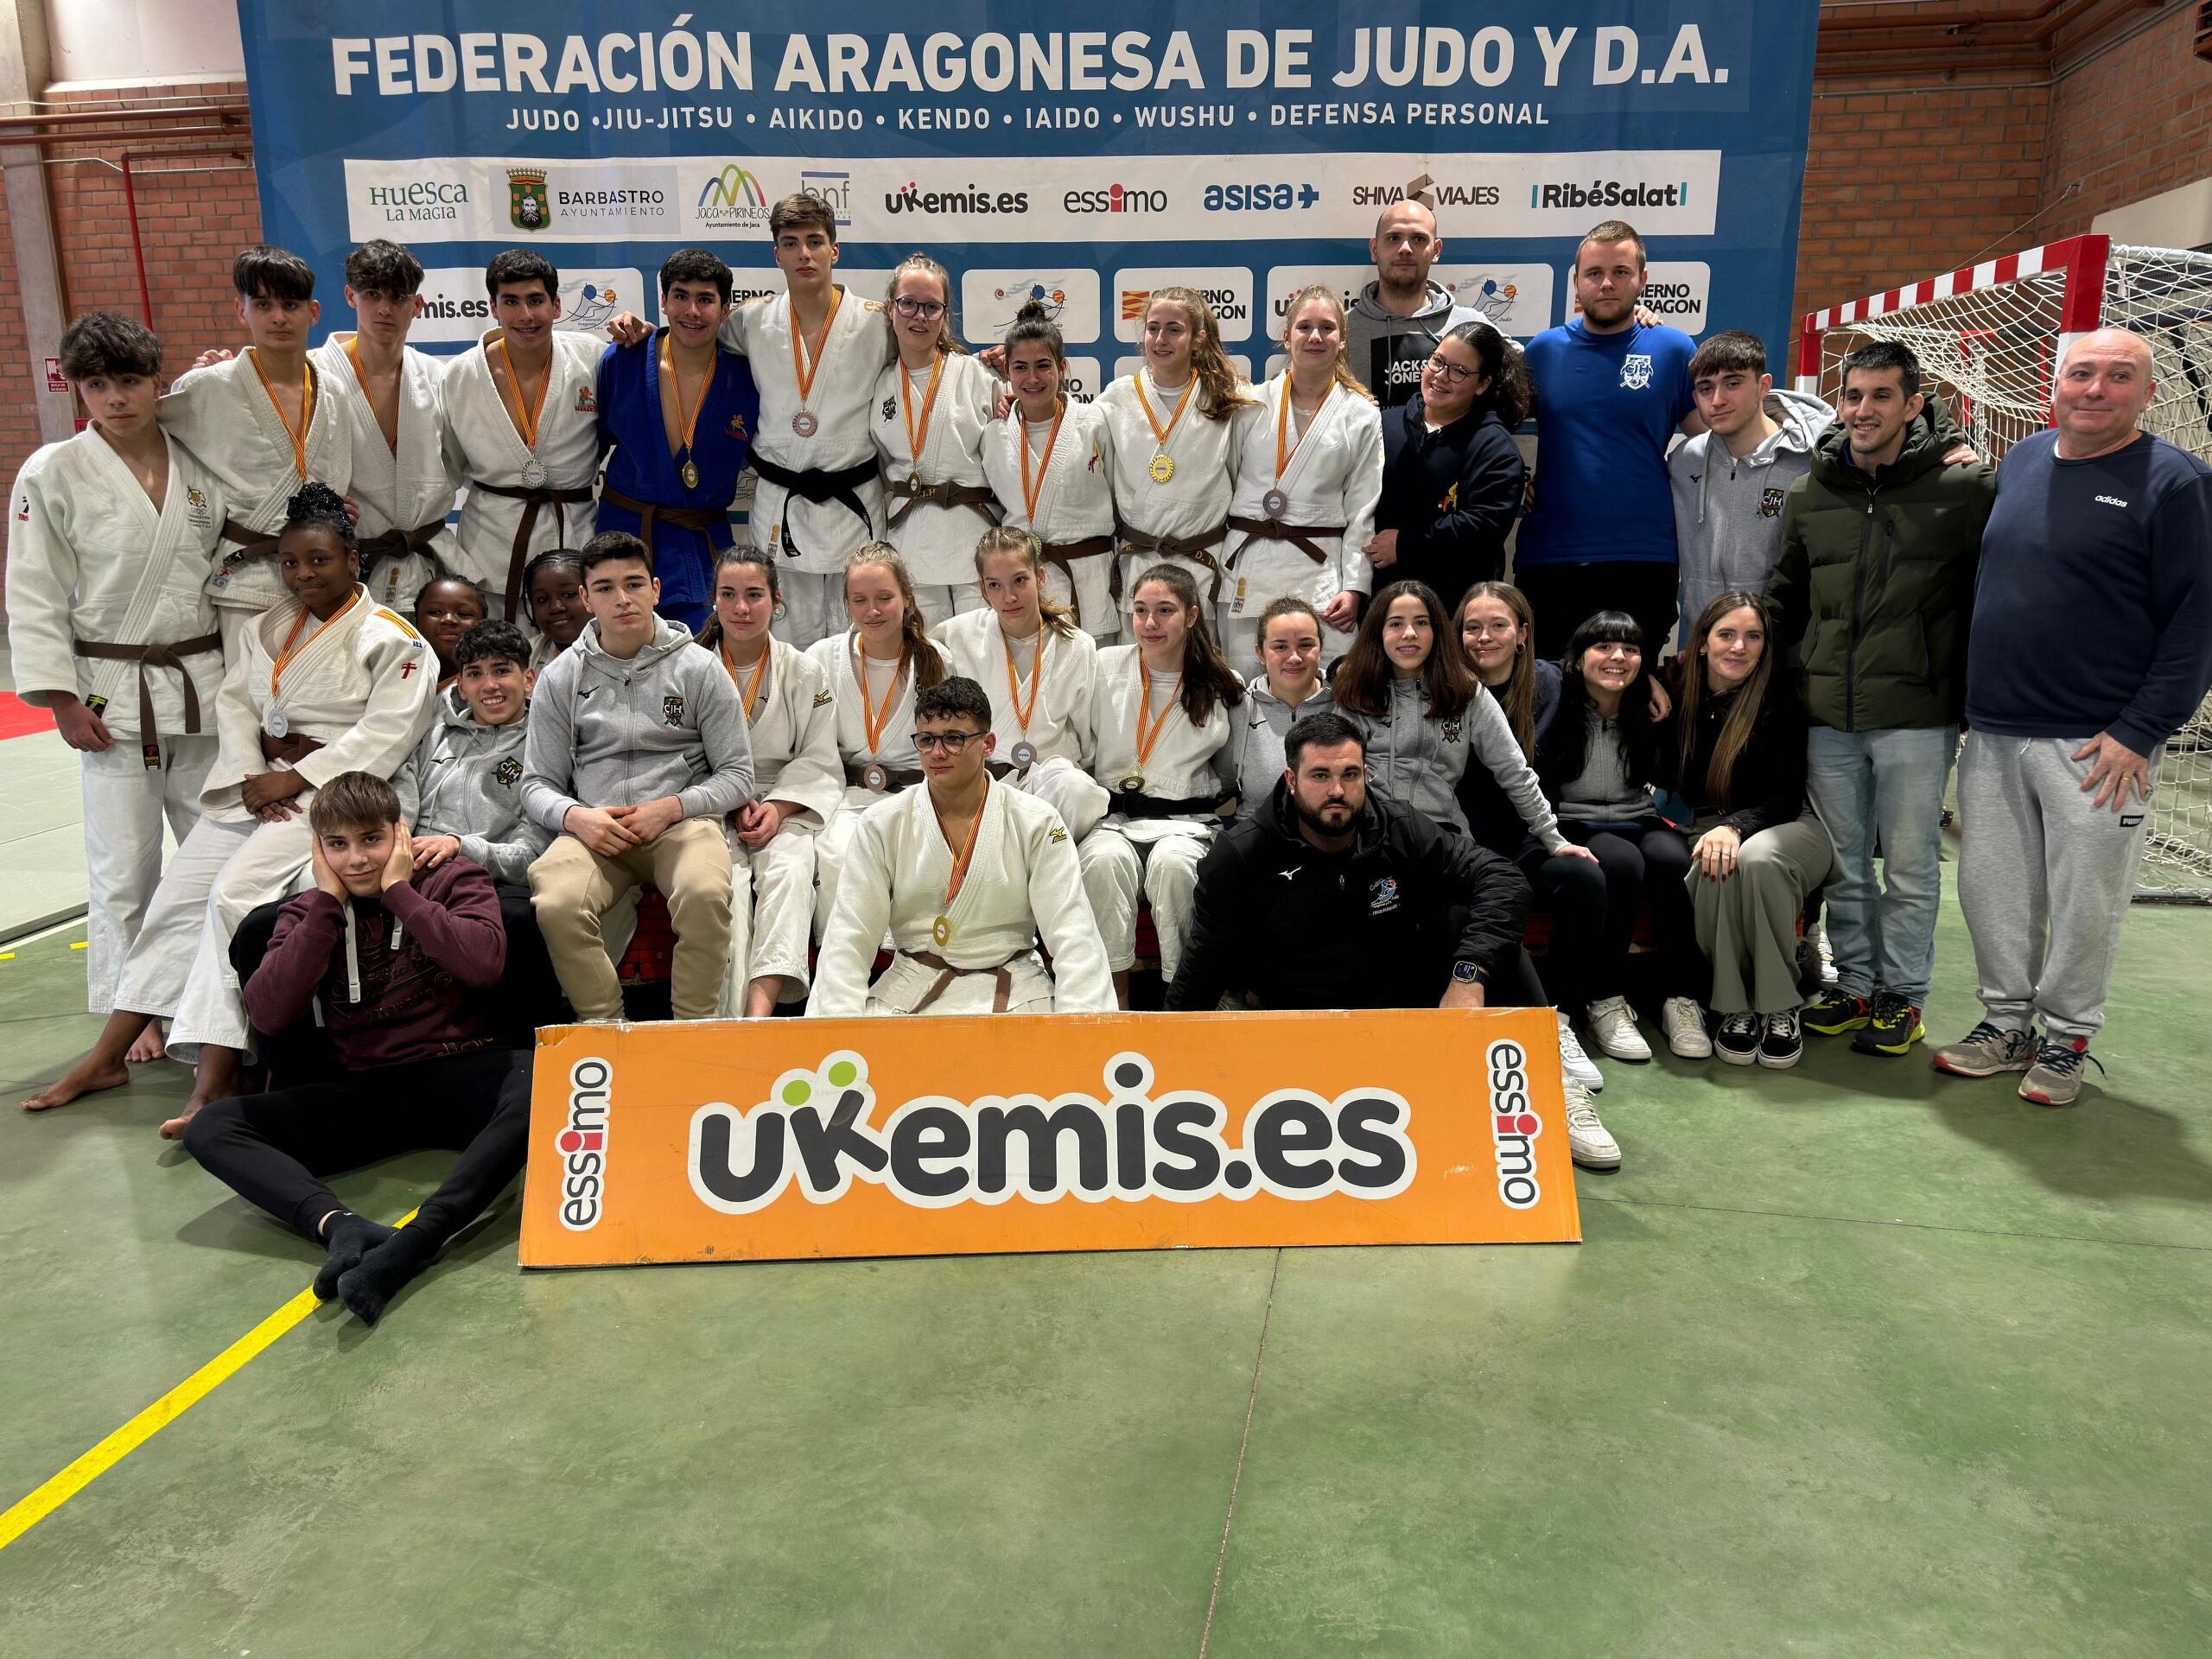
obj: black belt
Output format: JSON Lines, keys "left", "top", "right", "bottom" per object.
{"left": 749, "top": 455, "right": 879, "bottom": 560}
{"left": 885, "top": 477, "right": 1002, "bottom": 531}
{"left": 1109, "top": 789, "right": 1230, "bottom": 819}
{"left": 72, "top": 631, "right": 224, "bottom": 757}
{"left": 1225, "top": 515, "right": 1347, "bottom": 569}
{"left": 1113, "top": 520, "right": 1230, "bottom": 605}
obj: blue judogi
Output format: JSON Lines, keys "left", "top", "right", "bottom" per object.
{"left": 594, "top": 330, "right": 760, "bottom": 631}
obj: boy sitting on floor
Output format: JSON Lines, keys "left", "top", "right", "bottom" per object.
{"left": 182, "top": 772, "right": 532, "bottom": 1325}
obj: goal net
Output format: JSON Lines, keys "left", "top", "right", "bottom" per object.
{"left": 1800, "top": 236, "right": 2212, "bottom": 902}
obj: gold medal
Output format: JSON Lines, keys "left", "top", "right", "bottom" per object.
{"left": 681, "top": 458, "right": 699, "bottom": 490}
{"left": 1120, "top": 772, "right": 1145, "bottom": 791}
{"left": 1148, "top": 453, "right": 1176, "bottom": 485}
{"left": 932, "top": 914, "right": 951, "bottom": 947}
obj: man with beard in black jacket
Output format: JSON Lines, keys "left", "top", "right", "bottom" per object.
{"left": 1166, "top": 711, "right": 1618, "bottom": 1170}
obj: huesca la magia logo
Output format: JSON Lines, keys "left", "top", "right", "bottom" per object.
{"left": 509, "top": 168, "right": 551, "bottom": 233}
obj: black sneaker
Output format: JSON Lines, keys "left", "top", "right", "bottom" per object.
{"left": 1852, "top": 992, "right": 1925, "bottom": 1055}
{"left": 1758, "top": 1007, "right": 1804, "bottom": 1069}
{"left": 1715, "top": 1011, "right": 1763, "bottom": 1065}
{"left": 1803, "top": 988, "right": 1873, "bottom": 1036}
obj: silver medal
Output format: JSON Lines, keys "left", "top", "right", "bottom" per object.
{"left": 264, "top": 706, "right": 289, "bottom": 739}
{"left": 1011, "top": 741, "right": 1038, "bottom": 767}
{"left": 1262, "top": 487, "right": 1289, "bottom": 518}
{"left": 520, "top": 455, "right": 548, "bottom": 489}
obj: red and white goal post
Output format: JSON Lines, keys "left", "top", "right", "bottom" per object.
{"left": 1798, "top": 234, "right": 2212, "bottom": 903}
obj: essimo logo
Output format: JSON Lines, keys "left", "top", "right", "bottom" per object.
{"left": 558, "top": 1056, "right": 611, "bottom": 1230}
{"left": 686, "top": 1052, "right": 1414, "bottom": 1215}
{"left": 1486, "top": 1039, "right": 1544, "bottom": 1210}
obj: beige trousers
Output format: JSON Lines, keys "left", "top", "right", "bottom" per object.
{"left": 530, "top": 817, "right": 734, "bottom": 1021}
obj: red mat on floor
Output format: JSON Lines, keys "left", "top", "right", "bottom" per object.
{"left": 0, "top": 694, "right": 57, "bottom": 740}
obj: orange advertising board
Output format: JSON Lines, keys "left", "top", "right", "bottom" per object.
{"left": 518, "top": 1008, "right": 1581, "bottom": 1268}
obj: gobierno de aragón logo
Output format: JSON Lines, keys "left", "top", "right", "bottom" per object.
{"left": 683, "top": 1051, "right": 1422, "bottom": 1214}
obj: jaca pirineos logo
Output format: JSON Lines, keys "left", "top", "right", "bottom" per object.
{"left": 684, "top": 1052, "right": 1414, "bottom": 1214}
{"left": 1486, "top": 1039, "right": 1543, "bottom": 1210}
{"left": 557, "top": 1057, "right": 611, "bottom": 1230}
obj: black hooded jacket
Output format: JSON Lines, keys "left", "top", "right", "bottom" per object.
{"left": 1166, "top": 779, "right": 1530, "bottom": 1012}
{"left": 1376, "top": 397, "right": 1527, "bottom": 602}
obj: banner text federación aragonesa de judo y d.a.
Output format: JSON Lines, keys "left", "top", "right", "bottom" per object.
{"left": 238, "top": 3, "right": 1816, "bottom": 384}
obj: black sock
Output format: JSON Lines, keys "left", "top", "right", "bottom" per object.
{"left": 312, "top": 1212, "right": 398, "bottom": 1301}
{"left": 336, "top": 1226, "right": 442, "bottom": 1326}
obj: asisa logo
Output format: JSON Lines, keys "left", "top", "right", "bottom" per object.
{"left": 688, "top": 1052, "right": 1416, "bottom": 1215}
{"left": 1487, "top": 1039, "right": 1544, "bottom": 1210}
{"left": 558, "top": 1056, "right": 612, "bottom": 1230}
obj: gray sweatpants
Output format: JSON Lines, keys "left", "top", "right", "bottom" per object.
{"left": 1688, "top": 813, "right": 1840, "bottom": 1014}
{"left": 1955, "top": 731, "right": 2158, "bottom": 1041}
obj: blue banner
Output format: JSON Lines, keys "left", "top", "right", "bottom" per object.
{"left": 238, "top": 2, "right": 1815, "bottom": 390}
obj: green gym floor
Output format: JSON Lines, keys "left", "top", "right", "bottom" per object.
{"left": 2, "top": 893, "right": 2209, "bottom": 1655}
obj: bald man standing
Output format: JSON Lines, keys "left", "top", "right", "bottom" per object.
{"left": 1936, "top": 329, "right": 2212, "bottom": 1105}
{"left": 1345, "top": 200, "right": 1482, "bottom": 407}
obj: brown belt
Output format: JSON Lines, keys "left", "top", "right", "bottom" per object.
{"left": 1112, "top": 520, "right": 1230, "bottom": 605}
{"left": 468, "top": 480, "right": 595, "bottom": 620}
{"left": 218, "top": 517, "right": 278, "bottom": 569}
{"left": 355, "top": 518, "right": 449, "bottom": 569}
{"left": 1034, "top": 534, "right": 1115, "bottom": 631}
{"left": 72, "top": 631, "right": 223, "bottom": 749}
{"left": 885, "top": 477, "right": 1003, "bottom": 531}
{"left": 906, "top": 949, "right": 1014, "bottom": 1014}
{"left": 842, "top": 760, "right": 924, "bottom": 791}
{"left": 258, "top": 731, "right": 326, "bottom": 766}
{"left": 1226, "top": 515, "right": 1348, "bottom": 569}
{"left": 598, "top": 484, "right": 728, "bottom": 559}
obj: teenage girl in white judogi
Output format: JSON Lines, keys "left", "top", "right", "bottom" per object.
{"left": 937, "top": 526, "right": 1109, "bottom": 842}
{"left": 803, "top": 547, "right": 950, "bottom": 938}
{"left": 1076, "top": 563, "right": 1243, "bottom": 1000}
{"left": 1217, "top": 285, "right": 1384, "bottom": 664}
{"left": 982, "top": 301, "right": 1120, "bottom": 641}
{"left": 870, "top": 257, "right": 1002, "bottom": 630}
{"left": 699, "top": 548, "right": 845, "bottom": 1015}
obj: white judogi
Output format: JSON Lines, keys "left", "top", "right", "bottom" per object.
{"left": 440, "top": 327, "right": 602, "bottom": 620}
{"left": 315, "top": 335, "right": 459, "bottom": 613}
{"left": 1077, "top": 645, "right": 1235, "bottom": 980}
{"left": 802, "top": 630, "right": 947, "bottom": 937}
{"left": 160, "top": 351, "right": 353, "bottom": 639}
{"left": 5, "top": 429, "right": 228, "bottom": 1011}
{"left": 871, "top": 349, "right": 999, "bottom": 625}
{"left": 1094, "top": 371, "right": 1243, "bottom": 619}
{"left": 981, "top": 399, "right": 1119, "bottom": 639}
{"left": 807, "top": 779, "right": 1114, "bottom": 1016}
{"left": 148, "top": 588, "right": 438, "bottom": 1060}
{"left": 1219, "top": 376, "right": 1384, "bottom": 659}
{"left": 937, "top": 607, "right": 1109, "bottom": 841}
{"left": 718, "top": 636, "right": 842, "bottom": 1005}
{"left": 723, "top": 289, "right": 893, "bottom": 645}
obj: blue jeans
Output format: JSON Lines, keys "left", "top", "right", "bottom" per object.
{"left": 1804, "top": 725, "right": 1957, "bottom": 1002}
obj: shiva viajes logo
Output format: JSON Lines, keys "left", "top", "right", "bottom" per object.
{"left": 686, "top": 1052, "right": 1416, "bottom": 1214}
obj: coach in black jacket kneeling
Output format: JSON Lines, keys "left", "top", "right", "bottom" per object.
{"left": 1167, "top": 712, "right": 1530, "bottom": 1014}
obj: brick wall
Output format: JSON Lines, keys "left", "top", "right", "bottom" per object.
{"left": 2040, "top": 3, "right": 2212, "bottom": 238}
{"left": 1, "top": 81, "right": 259, "bottom": 491}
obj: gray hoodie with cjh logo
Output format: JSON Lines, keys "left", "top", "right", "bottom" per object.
{"left": 1667, "top": 387, "right": 1834, "bottom": 629}
{"left": 396, "top": 686, "right": 550, "bottom": 885}
{"left": 520, "top": 616, "right": 753, "bottom": 836}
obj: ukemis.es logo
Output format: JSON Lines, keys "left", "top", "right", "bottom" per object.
{"left": 508, "top": 168, "right": 551, "bottom": 232}
{"left": 686, "top": 1052, "right": 1416, "bottom": 1215}
{"left": 696, "top": 162, "right": 770, "bottom": 229}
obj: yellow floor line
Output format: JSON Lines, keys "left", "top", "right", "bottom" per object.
{"left": 0, "top": 1207, "right": 419, "bottom": 1553}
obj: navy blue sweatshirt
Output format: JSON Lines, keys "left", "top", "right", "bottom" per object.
{"left": 1967, "top": 429, "right": 2212, "bottom": 754}
{"left": 1376, "top": 397, "right": 1526, "bottom": 605}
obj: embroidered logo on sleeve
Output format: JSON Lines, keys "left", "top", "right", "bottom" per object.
{"left": 496, "top": 755, "right": 524, "bottom": 786}
{"left": 663, "top": 693, "right": 686, "bottom": 728}
{"left": 575, "top": 385, "right": 597, "bottom": 413}
{"left": 1619, "top": 354, "right": 1654, "bottom": 390}
{"left": 1048, "top": 826, "right": 1069, "bottom": 843}
{"left": 1760, "top": 486, "right": 1785, "bottom": 518}
{"left": 812, "top": 689, "right": 834, "bottom": 707}
{"left": 13, "top": 493, "right": 28, "bottom": 522}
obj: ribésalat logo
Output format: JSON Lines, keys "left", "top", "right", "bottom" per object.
{"left": 1534, "top": 174, "right": 1692, "bottom": 212}
{"left": 1487, "top": 1038, "right": 1543, "bottom": 1210}
{"left": 686, "top": 1052, "right": 1415, "bottom": 1214}
{"left": 557, "top": 1056, "right": 611, "bottom": 1230}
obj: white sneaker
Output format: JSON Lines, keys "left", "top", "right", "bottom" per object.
{"left": 1662, "top": 996, "right": 1713, "bottom": 1058}
{"left": 1562, "top": 1079, "right": 1620, "bottom": 1171}
{"left": 1555, "top": 1012, "right": 1605, "bottom": 1092}
{"left": 1816, "top": 925, "right": 1839, "bottom": 988}
{"left": 1584, "top": 997, "right": 1651, "bottom": 1062}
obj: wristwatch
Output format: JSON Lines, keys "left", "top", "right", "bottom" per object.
{"left": 1451, "top": 961, "right": 1485, "bottom": 985}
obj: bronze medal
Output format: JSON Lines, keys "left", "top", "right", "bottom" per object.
{"left": 862, "top": 761, "right": 889, "bottom": 791}
{"left": 793, "top": 410, "right": 819, "bottom": 437}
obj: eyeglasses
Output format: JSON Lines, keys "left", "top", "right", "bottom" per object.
{"left": 890, "top": 296, "right": 949, "bottom": 321}
{"left": 912, "top": 729, "right": 987, "bottom": 753}
{"left": 1427, "top": 355, "right": 1478, "bottom": 385}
